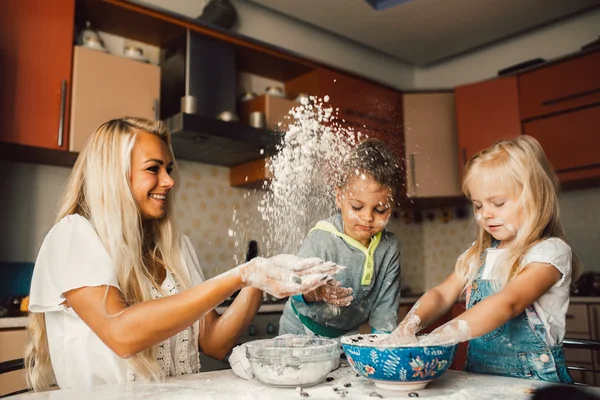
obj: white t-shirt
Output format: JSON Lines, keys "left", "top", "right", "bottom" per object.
{"left": 481, "top": 237, "right": 573, "bottom": 346}
{"left": 29, "top": 214, "right": 206, "bottom": 389}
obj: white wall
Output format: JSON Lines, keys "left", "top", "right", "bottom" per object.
{"left": 415, "top": 8, "right": 600, "bottom": 89}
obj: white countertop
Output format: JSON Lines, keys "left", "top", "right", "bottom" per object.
{"left": 7, "top": 362, "right": 600, "bottom": 399}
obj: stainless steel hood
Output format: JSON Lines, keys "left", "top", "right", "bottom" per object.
{"left": 161, "top": 30, "right": 282, "bottom": 167}
{"left": 166, "top": 112, "right": 281, "bottom": 167}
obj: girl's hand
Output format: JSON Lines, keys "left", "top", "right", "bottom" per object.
{"left": 419, "top": 319, "right": 472, "bottom": 346}
{"left": 303, "top": 280, "right": 354, "bottom": 306}
{"left": 238, "top": 255, "right": 344, "bottom": 298}
{"left": 377, "top": 318, "right": 421, "bottom": 345}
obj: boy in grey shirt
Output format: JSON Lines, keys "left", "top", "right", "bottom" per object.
{"left": 279, "top": 139, "right": 402, "bottom": 337}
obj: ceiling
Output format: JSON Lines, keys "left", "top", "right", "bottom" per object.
{"left": 247, "top": 0, "right": 600, "bottom": 65}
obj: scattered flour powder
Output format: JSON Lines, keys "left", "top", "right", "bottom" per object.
{"left": 231, "top": 97, "right": 363, "bottom": 259}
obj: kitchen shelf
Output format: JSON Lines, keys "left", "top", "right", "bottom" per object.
{"left": 0, "top": 142, "right": 79, "bottom": 168}
{"left": 75, "top": 0, "right": 317, "bottom": 82}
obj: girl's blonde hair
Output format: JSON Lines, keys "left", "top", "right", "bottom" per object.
{"left": 25, "top": 117, "right": 193, "bottom": 390}
{"left": 455, "top": 135, "right": 583, "bottom": 290}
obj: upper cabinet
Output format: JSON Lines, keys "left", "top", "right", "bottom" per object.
{"left": 519, "top": 51, "right": 600, "bottom": 186}
{"left": 454, "top": 49, "right": 600, "bottom": 188}
{"left": 454, "top": 77, "right": 521, "bottom": 167}
{"left": 403, "top": 92, "right": 462, "bottom": 198}
{"left": 69, "top": 46, "right": 161, "bottom": 152}
{"left": 518, "top": 51, "right": 600, "bottom": 120}
{"left": 285, "top": 69, "right": 404, "bottom": 159}
{"left": 0, "top": 0, "right": 75, "bottom": 150}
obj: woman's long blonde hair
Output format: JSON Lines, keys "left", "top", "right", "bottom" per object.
{"left": 455, "top": 135, "right": 583, "bottom": 291}
{"left": 25, "top": 117, "right": 193, "bottom": 390}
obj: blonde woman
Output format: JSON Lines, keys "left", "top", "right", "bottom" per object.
{"left": 386, "top": 135, "right": 582, "bottom": 383}
{"left": 25, "top": 117, "right": 341, "bottom": 391}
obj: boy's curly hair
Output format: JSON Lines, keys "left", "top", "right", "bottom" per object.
{"left": 338, "top": 138, "right": 402, "bottom": 204}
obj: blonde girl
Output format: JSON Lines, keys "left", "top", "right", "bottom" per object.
{"left": 386, "top": 135, "right": 582, "bottom": 383}
{"left": 25, "top": 117, "right": 341, "bottom": 391}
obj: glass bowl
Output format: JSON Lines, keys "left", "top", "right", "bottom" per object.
{"left": 246, "top": 336, "right": 339, "bottom": 387}
{"left": 341, "top": 333, "right": 458, "bottom": 391}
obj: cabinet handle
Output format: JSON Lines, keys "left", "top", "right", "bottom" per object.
{"left": 410, "top": 153, "right": 417, "bottom": 197}
{"left": 153, "top": 98, "right": 160, "bottom": 121}
{"left": 57, "top": 80, "right": 67, "bottom": 148}
{"left": 462, "top": 148, "right": 467, "bottom": 166}
{"left": 542, "top": 87, "right": 600, "bottom": 107}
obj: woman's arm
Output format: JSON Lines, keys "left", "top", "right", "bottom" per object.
{"left": 63, "top": 257, "right": 340, "bottom": 358}
{"left": 64, "top": 270, "right": 246, "bottom": 358}
{"left": 198, "top": 287, "right": 263, "bottom": 360}
{"left": 422, "top": 263, "right": 561, "bottom": 345}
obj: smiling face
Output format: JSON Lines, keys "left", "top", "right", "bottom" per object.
{"left": 336, "top": 174, "right": 393, "bottom": 247}
{"left": 468, "top": 175, "right": 523, "bottom": 247}
{"left": 130, "top": 132, "right": 174, "bottom": 220}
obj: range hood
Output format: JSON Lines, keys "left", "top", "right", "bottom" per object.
{"left": 165, "top": 112, "right": 281, "bottom": 167}
{"left": 161, "top": 29, "right": 281, "bottom": 167}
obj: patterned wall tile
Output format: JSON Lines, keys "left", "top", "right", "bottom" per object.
{"left": 4, "top": 160, "right": 600, "bottom": 287}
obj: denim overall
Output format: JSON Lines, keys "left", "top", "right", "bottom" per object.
{"left": 464, "top": 244, "right": 573, "bottom": 383}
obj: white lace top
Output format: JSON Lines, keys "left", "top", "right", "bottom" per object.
{"left": 150, "top": 270, "right": 200, "bottom": 377}
{"left": 29, "top": 214, "right": 205, "bottom": 389}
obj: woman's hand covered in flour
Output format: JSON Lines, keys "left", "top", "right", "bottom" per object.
{"left": 419, "top": 319, "right": 472, "bottom": 346}
{"left": 303, "top": 280, "right": 353, "bottom": 306}
{"left": 238, "top": 255, "right": 344, "bottom": 298}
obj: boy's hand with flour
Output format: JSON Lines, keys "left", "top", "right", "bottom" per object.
{"left": 302, "top": 280, "right": 354, "bottom": 306}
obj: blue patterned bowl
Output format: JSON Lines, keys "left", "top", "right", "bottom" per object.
{"left": 340, "top": 334, "right": 458, "bottom": 391}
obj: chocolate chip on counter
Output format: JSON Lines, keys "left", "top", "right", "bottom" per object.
{"left": 408, "top": 392, "right": 419, "bottom": 397}
{"left": 369, "top": 392, "right": 383, "bottom": 398}
{"left": 344, "top": 383, "right": 351, "bottom": 387}
{"left": 356, "top": 373, "right": 361, "bottom": 377}
{"left": 300, "top": 392, "right": 309, "bottom": 397}
{"left": 333, "top": 387, "right": 338, "bottom": 392}
{"left": 326, "top": 377, "right": 334, "bottom": 382}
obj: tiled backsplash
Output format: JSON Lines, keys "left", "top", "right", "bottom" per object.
{"left": 2, "top": 160, "right": 599, "bottom": 293}
{"left": 386, "top": 212, "right": 477, "bottom": 294}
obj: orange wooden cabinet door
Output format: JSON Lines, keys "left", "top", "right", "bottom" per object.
{"left": 523, "top": 105, "right": 600, "bottom": 185}
{"left": 454, "top": 77, "right": 522, "bottom": 167}
{"left": 0, "top": 0, "right": 75, "bottom": 149}
{"left": 518, "top": 51, "right": 600, "bottom": 121}
{"left": 285, "top": 69, "right": 404, "bottom": 161}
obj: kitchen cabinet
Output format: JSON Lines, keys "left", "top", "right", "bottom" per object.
{"left": 518, "top": 50, "right": 600, "bottom": 187}
{"left": 230, "top": 157, "right": 271, "bottom": 187}
{"left": 0, "top": 328, "right": 27, "bottom": 396}
{"left": 564, "top": 303, "right": 595, "bottom": 385}
{"left": 231, "top": 68, "right": 404, "bottom": 188}
{"left": 402, "top": 92, "right": 462, "bottom": 198}
{"left": 518, "top": 51, "right": 600, "bottom": 121}
{"left": 284, "top": 68, "right": 404, "bottom": 159}
{"left": 238, "top": 95, "right": 298, "bottom": 132}
{"left": 0, "top": 0, "right": 75, "bottom": 150}
{"left": 69, "top": 46, "right": 161, "bottom": 152}
{"left": 522, "top": 105, "right": 600, "bottom": 185}
{"left": 454, "top": 76, "right": 521, "bottom": 168}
